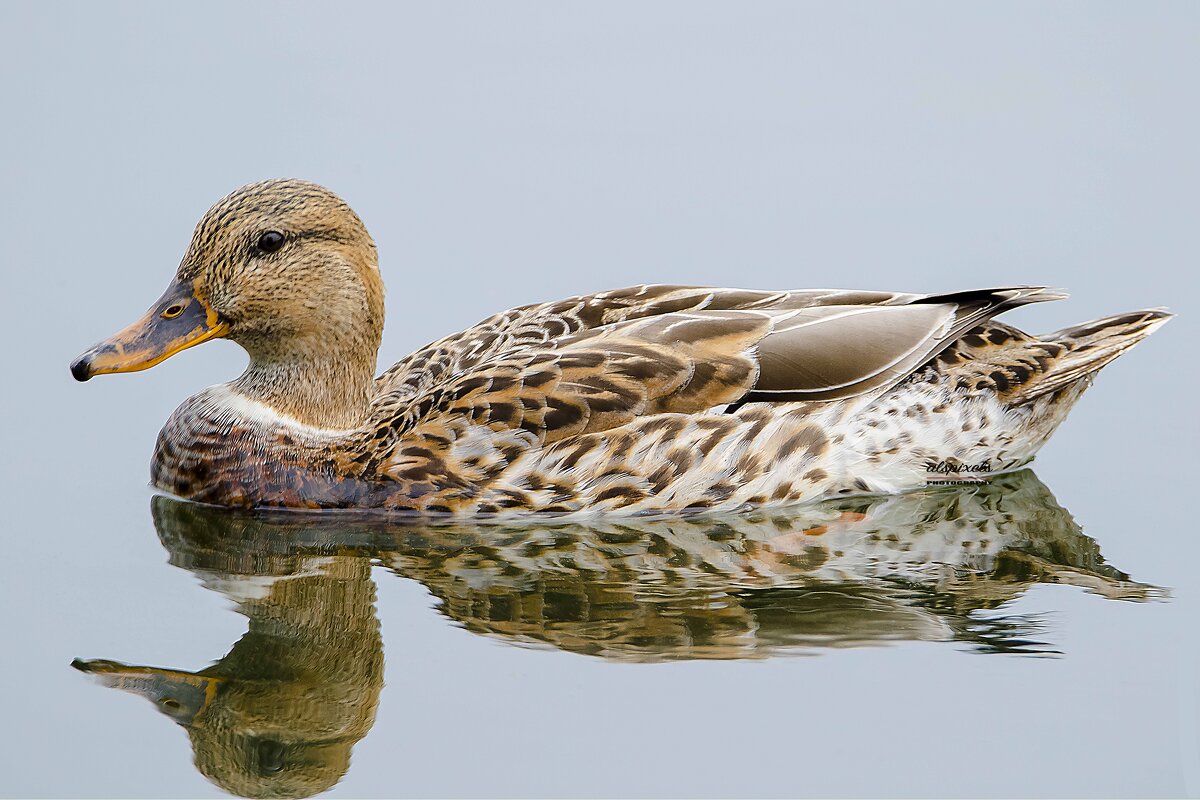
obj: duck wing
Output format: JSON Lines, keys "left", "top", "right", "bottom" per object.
{"left": 380, "top": 287, "right": 1063, "bottom": 456}
{"left": 372, "top": 285, "right": 926, "bottom": 406}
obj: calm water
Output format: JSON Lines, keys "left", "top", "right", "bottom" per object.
{"left": 4, "top": 3, "right": 1199, "bottom": 797}
{"left": 5, "top": 460, "right": 1197, "bottom": 797}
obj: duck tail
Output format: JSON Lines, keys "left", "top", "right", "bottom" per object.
{"left": 1010, "top": 308, "right": 1173, "bottom": 405}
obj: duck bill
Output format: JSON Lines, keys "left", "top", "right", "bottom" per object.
{"left": 72, "top": 658, "right": 221, "bottom": 725}
{"left": 70, "top": 279, "right": 229, "bottom": 381}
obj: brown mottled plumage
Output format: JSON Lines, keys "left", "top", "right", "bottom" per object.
{"left": 70, "top": 180, "right": 1172, "bottom": 513}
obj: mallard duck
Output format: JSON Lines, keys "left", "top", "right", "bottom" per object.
{"left": 70, "top": 179, "right": 1170, "bottom": 514}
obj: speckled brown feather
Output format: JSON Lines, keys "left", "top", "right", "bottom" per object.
{"left": 153, "top": 282, "right": 1168, "bottom": 513}
{"left": 919, "top": 310, "right": 1169, "bottom": 405}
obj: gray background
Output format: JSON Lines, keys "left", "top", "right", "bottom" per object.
{"left": 2, "top": 1, "right": 1198, "bottom": 797}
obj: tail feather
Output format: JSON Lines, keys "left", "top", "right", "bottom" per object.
{"left": 1010, "top": 309, "right": 1173, "bottom": 405}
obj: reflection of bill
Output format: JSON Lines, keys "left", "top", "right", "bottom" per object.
{"left": 72, "top": 470, "right": 1162, "bottom": 797}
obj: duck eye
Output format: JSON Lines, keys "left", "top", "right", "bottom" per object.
{"left": 256, "top": 739, "right": 286, "bottom": 774}
{"left": 256, "top": 231, "right": 285, "bottom": 253}
{"left": 161, "top": 303, "right": 186, "bottom": 319}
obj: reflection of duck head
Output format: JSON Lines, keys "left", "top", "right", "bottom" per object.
{"left": 74, "top": 498, "right": 384, "bottom": 799}
{"left": 74, "top": 471, "right": 1160, "bottom": 794}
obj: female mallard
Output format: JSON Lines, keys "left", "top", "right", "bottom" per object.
{"left": 71, "top": 179, "right": 1170, "bottom": 514}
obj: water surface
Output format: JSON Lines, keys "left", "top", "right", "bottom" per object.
{"left": 54, "top": 471, "right": 1186, "bottom": 796}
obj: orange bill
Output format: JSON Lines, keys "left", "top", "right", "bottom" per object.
{"left": 70, "top": 279, "right": 228, "bottom": 381}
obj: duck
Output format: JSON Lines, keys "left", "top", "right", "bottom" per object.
{"left": 70, "top": 179, "right": 1171, "bottom": 514}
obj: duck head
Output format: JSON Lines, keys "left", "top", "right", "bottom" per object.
{"left": 70, "top": 179, "right": 385, "bottom": 428}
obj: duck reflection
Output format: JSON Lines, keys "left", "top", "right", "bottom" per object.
{"left": 74, "top": 470, "right": 1159, "bottom": 797}
{"left": 379, "top": 470, "right": 1158, "bottom": 658}
{"left": 73, "top": 504, "right": 384, "bottom": 800}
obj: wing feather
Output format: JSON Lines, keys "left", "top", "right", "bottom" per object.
{"left": 372, "top": 284, "right": 926, "bottom": 407}
{"left": 377, "top": 285, "right": 1065, "bottom": 479}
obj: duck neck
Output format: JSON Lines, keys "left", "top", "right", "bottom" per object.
{"left": 232, "top": 345, "right": 377, "bottom": 430}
